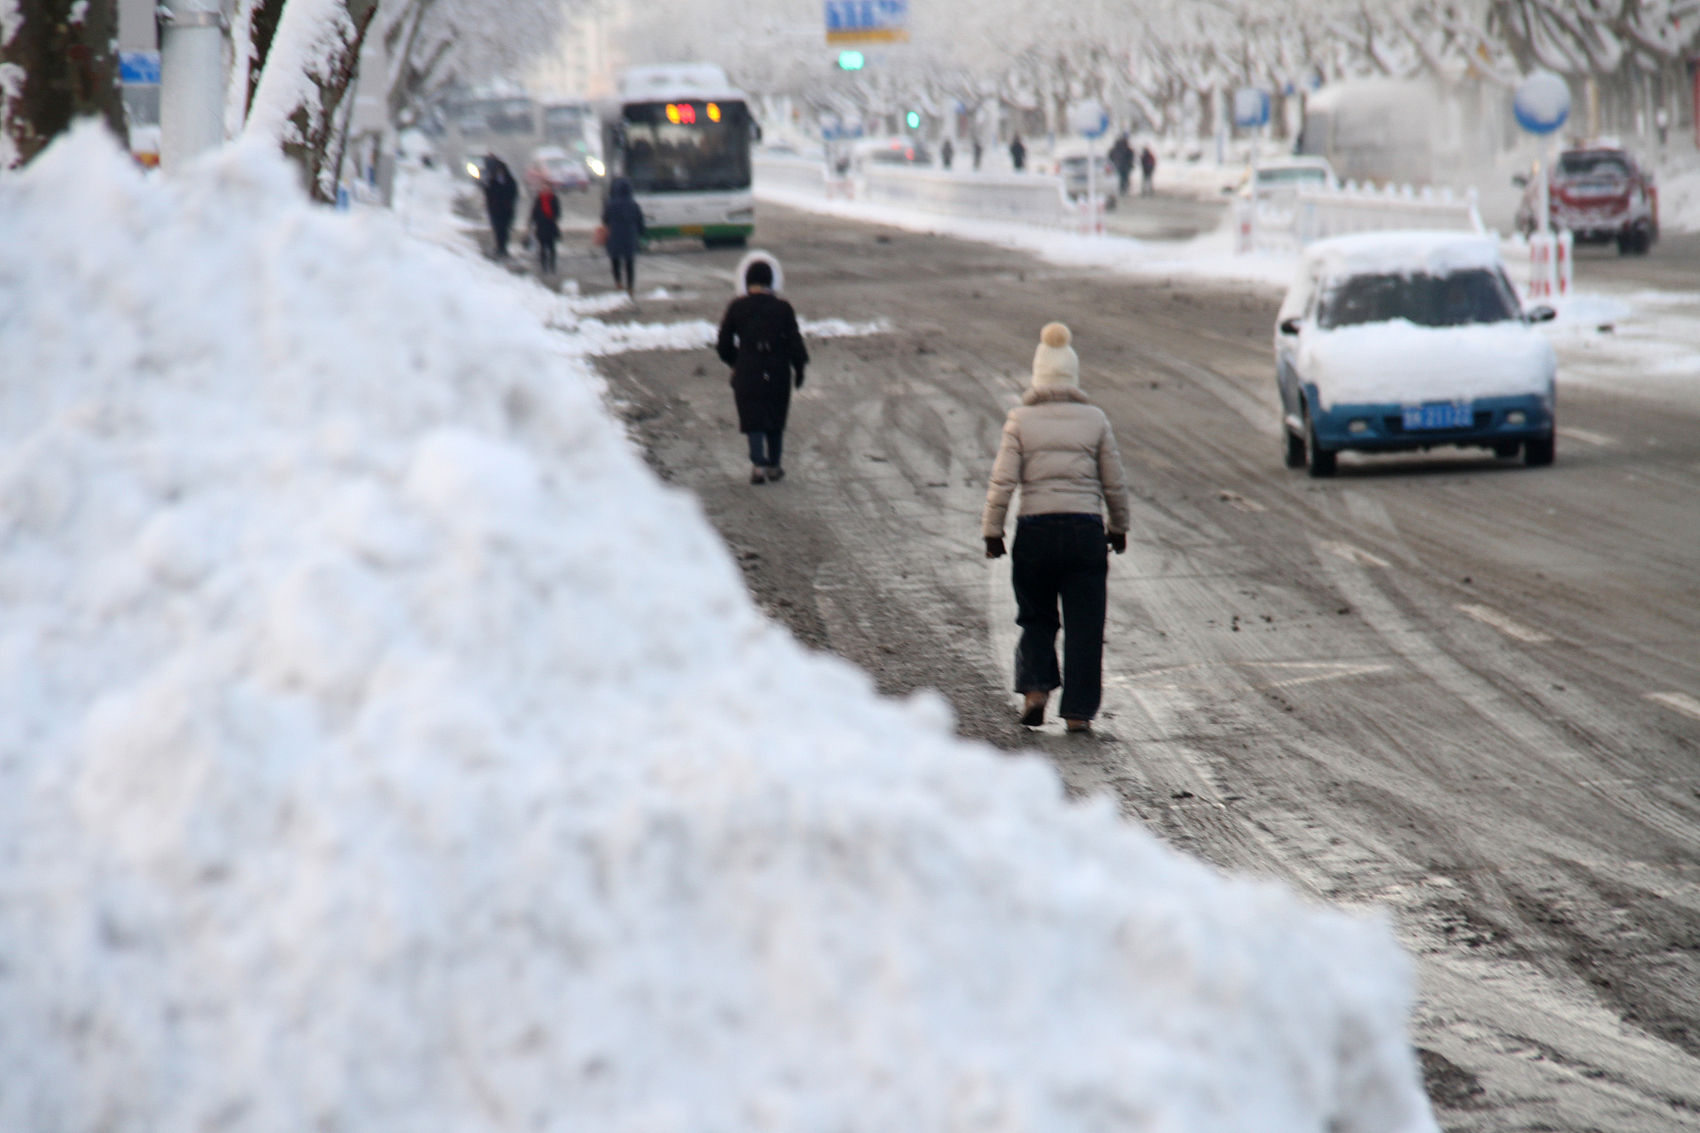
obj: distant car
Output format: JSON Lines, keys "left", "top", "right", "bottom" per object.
{"left": 1514, "top": 143, "right": 1657, "bottom": 253}
{"left": 1274, "top": 231, "right": 1558, "bottom": 476}
{"left": 524, "top": 145, "right": 591, "bottom": 193}
{"left": 850, "top": 136, "right": 933, "bottom": 170}
{"left": 1232, "top": 156, "right": 1337, "bottom": 202}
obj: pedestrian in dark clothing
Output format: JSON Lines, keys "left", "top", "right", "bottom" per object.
{"left": 941, "top": 138, "right": 955, "bottom": 169}
{"left": 1109, "top": 133, "right": 1135, "bottom": 197}
{"left": 600, "top": 176, "right": 646, "bottom": 295}
{"left": 481, "top": 154, "right": 518, "bottom": 258}
{"left": 982, "top": 322, "right": 1130, "bottom": 732}
{"left": 1009, "top": 134, "right": 1026, "bottom": 171}
{"left": 1139, "top": 145, "right": 1157, "bottom": 196}
{"left": 716, "top": 254, "right": 809, "bottom": 485}
{"left": 530, "top": 184, "right": 561, "bottom": 274}
{"left": 972, "top": 137, "right": 984, "bottom": 170}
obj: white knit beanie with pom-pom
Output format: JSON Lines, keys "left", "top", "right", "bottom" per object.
{"left": 1031, "top": 322, "right": 1079, "bottom": 390}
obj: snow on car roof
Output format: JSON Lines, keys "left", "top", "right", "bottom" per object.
{"left": 1303, "top": 230, "right": 1502, "bottom": 278}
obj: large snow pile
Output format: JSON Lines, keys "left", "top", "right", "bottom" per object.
{"left": 0, "top": 125, "right": 1438, "bottom": 1133}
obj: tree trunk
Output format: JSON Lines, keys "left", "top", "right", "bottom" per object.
{"left": 1, "top": 0, "right": 128, "bottom": 169}
{"left": 243, "top": 0, "right": 381, "bottom": 202}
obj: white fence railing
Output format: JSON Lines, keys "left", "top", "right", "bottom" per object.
{"left": 1235, "top": 182, "right": 1483, "bottom": 254}
{"left": 754, "top": 153, "right": 1087, "bottom": 230}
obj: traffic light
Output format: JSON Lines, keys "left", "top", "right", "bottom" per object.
{"left": 905, "top": 110, "right": 920, "bottom": 128}
{"left": 837, "top": 50, "right": 865, "bottom": 71}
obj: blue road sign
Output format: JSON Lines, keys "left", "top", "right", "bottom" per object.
{"left": 120, "top": 51, "right": 161, "bottom": 84}
{"left": 825, "top": 0, "right": 909, "bottom": 44}
{"left": 1233, "top": 88, "right": 1270, "bottom": 129}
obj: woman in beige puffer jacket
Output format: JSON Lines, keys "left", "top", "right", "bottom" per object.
{"left": 982, "top": 323, "right": 1130, "bottom": 732}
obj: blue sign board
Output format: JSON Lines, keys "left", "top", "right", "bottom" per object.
{"left": 120, "top": 51, "right": 161, "bottom": 84}
{"left": 825, "top": 0, "right": 909, "bottom": 44}
{"left": 1232, "top": 88, "right": 1270, "bottom": 129}
{"left": 1513, "top": 71, "right": 1570, "bottom": 135}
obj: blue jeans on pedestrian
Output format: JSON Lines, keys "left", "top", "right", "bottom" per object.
{"left": 746, "top": 430, "right": 784, "bottom": 468}
{"left": 1011, "top": 513, "right": 1108, "bottom": 721}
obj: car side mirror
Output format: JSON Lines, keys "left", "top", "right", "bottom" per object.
{"left": 1278, "top": 317, "right": 1302, "bottom": 336}
{"left": 1511, "top": 174, "right": 1528, "bottom": 188}
{"left": 1526, "top": 305, "right": 1557, "bottom": 324}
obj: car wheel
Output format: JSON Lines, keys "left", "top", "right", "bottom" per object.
{"left": 1283, "top": 425, "right": 1306, "bottom": 469}
{"left": 1524, "top": 433, "right": 1555, "bottom": 467}
{"left": 1304, "top": 409, "right": 1336, "bottom": 478}
{"left": 1617, "top": 233, "right": 1632, "bottom": 255}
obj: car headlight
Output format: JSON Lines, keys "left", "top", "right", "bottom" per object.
{"left": 586, "top": 156, "right": 606, "bottom": 177}
{"left": 465, "top": 161, "right": 481, "bottom": 179}
{"left": 1505, "top": 410, "right": 1527, "bottom": 425}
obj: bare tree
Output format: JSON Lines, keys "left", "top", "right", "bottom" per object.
{"left": 1, "top": 0, "right": 127, "bottom": 168}
{"left": 243, "top": 0, "right": 381, "bottom": 201}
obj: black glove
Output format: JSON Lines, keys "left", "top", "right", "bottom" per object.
{"left": 1107, "top": 531, "right": 1126, "bottom": 554}
{"left": 793, "top": 366, "right": 805, "bottom": 390}
{"left": 985, "top": 536, "right": 1006, "bottom": 559}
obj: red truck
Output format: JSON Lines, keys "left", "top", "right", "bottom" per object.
{"left": 1516, "top": 144, "right": 1659, "bottom": 254}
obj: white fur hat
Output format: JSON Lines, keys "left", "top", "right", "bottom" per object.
{"left": 734, "top": 249, "right": 784, "bottom": 295}
{"left": 1031, "top": 322, "right": 1079, "bottom": 390}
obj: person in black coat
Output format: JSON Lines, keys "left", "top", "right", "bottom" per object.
{"left": 1109, "top": 133, "right": 1135, "bottom": 197}
{"left": 600, "top": 176, "right": 646, "bottom": 295}
{"left": 529, "top": 184, "right": 561, "bottom": 274}
{"left": 480, "top": 154, "right": 518, "bottom": 258}
{"left": 1009, "top": 134, "right": 1026, "bottom": 171}
{"left": 715, "top": 256, "right": 809, "bottom": 484}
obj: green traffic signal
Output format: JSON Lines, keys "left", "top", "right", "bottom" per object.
{"left": 906, "top": 111, "right": 920, "bottom": 128}
{"left": 837, "top": 50, "right": 865, "bottom": 71}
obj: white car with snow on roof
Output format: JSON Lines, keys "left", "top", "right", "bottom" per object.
{"left": 1274, "top": 231, "right": 1557, "bottom": 477}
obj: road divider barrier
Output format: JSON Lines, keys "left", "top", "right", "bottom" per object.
{"left": 755, "top": 153, "right": 1087, "bottom": 229}
{"left": 1235, "top": 182, "right": 1484, "bottom": 254}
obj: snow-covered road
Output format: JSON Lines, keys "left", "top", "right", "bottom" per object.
{"left": 582, "top": 196, "right": 1700, "bottom": 1133}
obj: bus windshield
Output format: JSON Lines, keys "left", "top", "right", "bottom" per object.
{"left": 620, "top": 100, "right": 751, "bottom": 193}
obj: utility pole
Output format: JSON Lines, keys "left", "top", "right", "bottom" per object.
{"left": 158, "top": 0, "right": 225, "bottom": 169}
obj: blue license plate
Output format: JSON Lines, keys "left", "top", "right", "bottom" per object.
{"left": 1402, "top": 403, "right": 1473, "bottom": 430}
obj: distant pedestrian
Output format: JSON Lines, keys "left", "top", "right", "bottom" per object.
{"left": 1138, "top": 144, "right": 1157, "bottom": 195}
{"left": 1009, "top": 134, "right": 1026, "bottom": 171}
{"left": 529, "top": 184, "right": 561, "bottom": 274}
{"left": 716, "top": 254, "right": 809, "bottom": 485}
{"left": 600, "top": 176, "right": 646, "bottom": 296}
{"left": 972, "top": 136, "right": 984, "bottom": 170}
{"left": 1656, "top": 105, "right": 1670, "bottom": 147}
{"left": 1109, "top": 133, "right": 1135, "bottom": 197}
{"left": 480, "top": 153, "right": 518, "bottom": 258}
{"left": 941, "top": 138, "right": 955, "bottom": 169}
{"left": 982, "top": 322, "right": 1129, "bottom": 733}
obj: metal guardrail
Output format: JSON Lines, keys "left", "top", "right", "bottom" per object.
{"left": 1236, "top": 183, "right": 1484, "bottom": 254}
{"left": 754, "top": 153, "right": 1085, "bottom": 229}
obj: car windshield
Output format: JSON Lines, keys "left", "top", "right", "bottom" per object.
{"left": 1317, "top": 268, "right": 1520, "bottom": 329}
{"left": 1557, "top": 152, "right": 1629, "bottom": 178}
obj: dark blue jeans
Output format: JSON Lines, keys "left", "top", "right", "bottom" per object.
{"left": 746, "top": 430, "right": 784, "bottom": 468}
{"left": 1011, "top": 513, "right": 1108, "bottom": 721}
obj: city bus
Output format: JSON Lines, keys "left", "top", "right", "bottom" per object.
{"left": 600, "top": 64, "right": 755, "bottom": 247}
